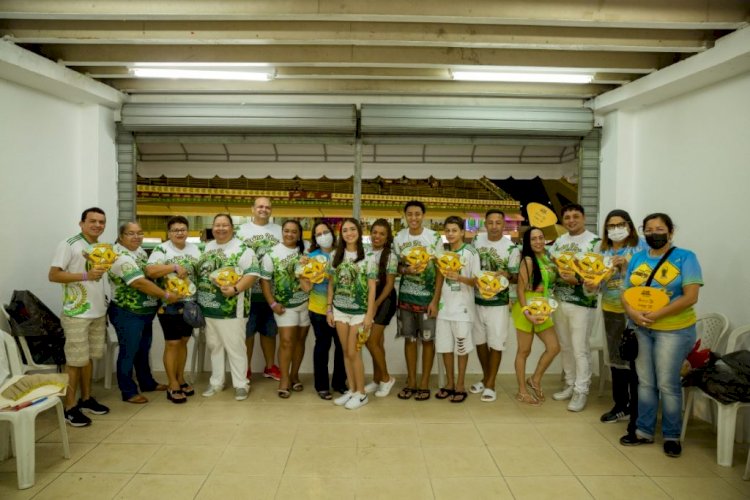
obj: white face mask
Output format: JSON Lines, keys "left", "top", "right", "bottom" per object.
{"left": 315, "top": 232, "right": 334, "bottom": 249}
{"left": 608, "top": 227, "right": 630, "bottom": 243}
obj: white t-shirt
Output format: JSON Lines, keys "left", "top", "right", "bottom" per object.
{"left": 50, "top": 233, "right": 107, "bottom": 318}
{"left": 437, "top": 244, "right": 481, "bottom": 322}
{"left": 237, "top": 221, "right": 282, "bottom": 300}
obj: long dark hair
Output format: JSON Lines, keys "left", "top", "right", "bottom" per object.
{"left": 371, "top": 218, "right": 394, "bottom": 287}
{"left": 308, "top": 220, "right": 336, "bottom": 253}
{"left": 600, "top": 209, "right": 639, "bottom": 251}
{"left": 521, "top": 227, "right": 544, "bottom": 290}
{"left": 332, "top": 218, "right": 365, "bottom": 267}
{"left": 282, "top": 219, "right": 305, "bottom": 253}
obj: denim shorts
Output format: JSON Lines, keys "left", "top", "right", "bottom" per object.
{"left": 246, "top": 300, "right": 278, "bottom": 337}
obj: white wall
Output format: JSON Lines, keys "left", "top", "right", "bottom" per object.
{"left": 599, "top": 71, "right": 750, "bottom": 327}
{"left": 0, "top": 78, "right": 118, "bottom": 315}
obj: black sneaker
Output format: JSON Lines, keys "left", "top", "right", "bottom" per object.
{"left": 664, "top": 440, "right": 682, "bottom": 457}
{"left": 619, "top": 433, "right": 654, "bottom": 446}
{"left": 65, "top": 406, "right": 92, "bottom": 427}
{"left": 600, "top": 408, "right": 630, "bottom": 423}
{"left": 78, "top": 397, "right": 110, "bottom": 415}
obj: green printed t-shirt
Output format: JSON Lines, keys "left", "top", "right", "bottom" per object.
{"left": 197, "top": 237, "right": 260, "bottom": 319}
{"left": 108, "top": 243, "right": 158, "bottom": 315}
{"left": 147, "top": 240, "right": 202, "bottom": 304}
{"left": 328, "top": 250, "right": 375, "bottom": 315}
{"left": 472, "top": 232, "right": 520, "bottom": 307}
{"left": 393, "top": 227, "right": 442, "bottom": 308}
{"left": 50, "top": 233, "right": 108, "bottom": 318}
{"left": 550, "top": 230, "right": 601, "bottom": 308}
{"left": 237, "top": 221, "right": 282, "bottom": 302}
{"left": 261, "top": 243, "right": 308, "bottom": 308}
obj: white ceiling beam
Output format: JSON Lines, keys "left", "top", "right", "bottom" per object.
{"left": 0, "top": 20, "right": 716, "bottom": 53}
{"left": 0, "top": 39, "right": 122, "bottom": 107}
{"left": 1, "top": 0, "right": 747, "bottom": 29}
{"left": 43, "top": 44, "right": 670, "bottom": 72}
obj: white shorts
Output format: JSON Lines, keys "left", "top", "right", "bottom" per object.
{"left": 274, "top": 302, "right": 311, "bottom": 328}
{"left": 333, "top": 308, "right": 366, "bottom": 326}
{"left": 435, "top": 319, "right": 474, "bottom": 355}
{"left": 473, "top": 305, "right": 510, "bottom": 351}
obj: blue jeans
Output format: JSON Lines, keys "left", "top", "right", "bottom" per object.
{"left": 108, "top": 304, "right": 159, "bottom": 400}
{"left": 309, "top": 311, "right": 346, "bottom": 393}
{"left": 634, "top": 324, "right": 696, "bottom": 440}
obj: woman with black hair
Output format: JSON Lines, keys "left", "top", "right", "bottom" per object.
{"left": 596, "top": 210, "right": 647, "bottom": 424}
{"left": 326, "top": 218, "right": 376, "bottom": 410}
{"left": 260, "top": 219, "right": 311, "bottom": 398}
{"left": 511, "top": 227, "right": 561, "bottom": 405}
{"left": 363, "top": 219, "right": 398, "bottom": 397}
{"left": 307, "top": 221, "right": 346, "bottom": 400}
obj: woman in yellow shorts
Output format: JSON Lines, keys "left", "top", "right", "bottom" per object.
{"left": 512, "top": 227, "right": 561, "bottom": 405}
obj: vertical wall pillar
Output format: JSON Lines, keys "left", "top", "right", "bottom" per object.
{"left": 579, "top": 127, "right": 601, "bottom": 232}
{"left": 116, "top": 124, "right": 136, "bottom": 226}
{"left": 353, "top": 137, "right": 362, "bottom": 220}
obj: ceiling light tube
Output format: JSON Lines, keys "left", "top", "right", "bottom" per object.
{"left": 451, "top": 70, "right": 593, "bottom": 84}
{"left": 130, "top": 67, "right": 274, "bottom": 81}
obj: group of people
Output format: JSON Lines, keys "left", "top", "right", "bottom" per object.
{"left": 49, "top": 199, "right": 703, "bottom": 458}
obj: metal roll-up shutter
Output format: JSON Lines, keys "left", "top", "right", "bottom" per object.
{"left": 116, "top": 125, "right": 136, "bottom": 225}
{"left": 579, "top": 127, "right": 602, "bottom": 231}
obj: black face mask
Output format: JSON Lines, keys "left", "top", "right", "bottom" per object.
{"left": 645, "top": 233, "right": 669, "bottom": 250}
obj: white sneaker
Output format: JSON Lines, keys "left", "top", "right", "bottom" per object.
{"left": 552, "top": 385, "right": 574, "bottom": 401}
{"left": 234, "top": 387, "right": 249, "bottom": 401}
{"left": 202, "top": 385, "right": 223, "bottom": 397}
{"left": 333, "top": 391, "right": 353, "bottom": 406}
{"left": 345, "top": 392, "right": 369, "bottom": 410}
{"left": 469, "top": 381, "right": 485, "bottom": 394}
{"left": 364, "top": 381, "right": 379, "bottom": 394}
{"left": 375, "top": 377, "right": 396, "bottom": 397}
{"left": 567, "top": 391, "right": 588, "bottom": 412}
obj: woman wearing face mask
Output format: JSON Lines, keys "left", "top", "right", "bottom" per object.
{"left": 595, "top": 210, "right": 647, "bottom": 425}
{"left": 619, "top": 213, "right": 703, "bottom": 458}
{"left": 307, "top": 221, "right": 347, "bottom": 399}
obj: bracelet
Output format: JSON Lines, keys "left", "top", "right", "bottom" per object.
{"left": 270, "top": 301, "right": 278, "bottom": 308}
{"left": 164, "top": 292, "right": 171, "bottom": 300}
{"left": 82, "top": 271, "right": 88, "bottom": 281}
{"left": 173, "top": 264, "right": 179, "bottom": 273}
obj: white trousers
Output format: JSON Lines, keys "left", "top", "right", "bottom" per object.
{"left": 205, "top": 317, "right": 249, "bottom": 390}
{"left": 554, "top": 302, "right": 594, "bottom": 394}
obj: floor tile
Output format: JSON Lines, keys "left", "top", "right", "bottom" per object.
{"left": 356, "top": 446, "right": 427, "bottom": 477}
{"left": 68, "top": 443, "right": 160, "bottom": 473}
{"left": 578, "top": 476, "right": 669, "bottom": 499}
{"left": 275, "top": 476, "right": 353, "bottom": 500}
{"left": 0, "top": 471, "right": 59, "bottom": 500}
{"left": 358, "top": 476, "right": 434, "bottom": 499}
{"left": 476, "top": 422, "right": 547, "bottom": 447}
{"left": 140, "top": 445, "right": 224, "bottom": 475}
{"left": 535, "top": 422, "right": 612, "bottom": 447}
{"left": 652, "top": 476, "right": 746, "bottom": 499}
{"left": 505, "top": 476, "right": 593, "bottom": 499}
{"left": 0, "top": 442, "right": 95, "bottom": 473}
{"left": 114, "top": 473, "right": 205, "bottom": 499}
{"left": 33, "top": 472, "right": 132, "bottom": 500}
{"left": 432, "top": 476, "right": 514, "bottom": 499}
{"left": 230, "top": 422, "right": 297, "bottom": 448}
{"left": 419, "top": 422, "right": 484, "bottom": 447}
{"left": 294, "top": 422, "right": 359, "bottom": 447}
{"left": 215, "top": 446, "right": 289, "bottom": 476}
{"left": 357, "top": 422, "right": 420, "bottom": 448}
{"left": 555, "top": 445, "right": 643, "bottom": 476}
{"left": 195, "top": 473, "right": 279, "bottom": 500}
{"left": 489, "top": 446, "right": 572, "bottom": 476}
{"left": 424, "top": 446, "right": 500, "bottom": 477}
{"left": 284, "top": 446, "right": 357, "bottom": 477}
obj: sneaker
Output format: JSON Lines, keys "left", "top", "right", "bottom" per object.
{"left": 664, "top": 440, "right": 682, "bottom": 457}
{"left": 344, "top": 392, "right": 369, "bottom": 410}
{"left": 552, "top": 385, "right": 574, "bottom": 401}
{"left": 333, "top": 391, "right": 353, "bottom": 406}
{"left": 364, "top": 381, "right": 379, "bottom": 394}
{"left": 65, "top": 406, "right": 92, "bottom": 427}
{"left": 202, "top": 385, "right": 223, "bottom": 397}
{"left": 600, "top": 408, "right": 630, "bottom": 423}
{"left": 78, "top": 397, "right": 109, "bottom": 415}
{"left": 567, "top": 391, "right": 587, "bottom": 412}
{"left": 234, "top": 387, "right": 249, "bottom": 401}
{"left": 263, "top": 365, "right": 282, "bottom": 381}
{"left": 375, "top": 377, "right": 396, "bottom": 398}
{"left": 469, "top": 381, "right": 485, "bottom": 394}
{"left": 619, "top": 433, "right": 654, "bottom": 446}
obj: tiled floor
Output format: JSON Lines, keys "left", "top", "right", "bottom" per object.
{"left": 1, "top": 373, "right": 748, "bottom": 499}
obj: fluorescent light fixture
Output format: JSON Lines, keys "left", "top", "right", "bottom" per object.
{"left": 451, "top": 70, "right": 593, "bottom": 84}
{"left": 129, "top": 64, "right": 275, "bottom": 81}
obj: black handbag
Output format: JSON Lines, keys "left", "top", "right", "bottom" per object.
{"left": 182, "top": 301, "right": 206, "bottom": 328}
{"left": 618, "top": 247, "right": 677, "bottom": 362}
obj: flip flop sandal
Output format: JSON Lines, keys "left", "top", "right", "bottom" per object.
{"left": 292, "top": 382, "right": 304, "bottom": 392}
{"left": 515, "top": 392, "right": 541, "bottom": 406}
{"left": 277, "top": 389, "right": 291, "bottom": 399}
{"left": 180, "top": 383, "right": 195, "bottom": 396}
{"left": 126, "top": 394, "right": 148, "bottom": 404}
{"left": 480, "top": 388, "right": 497, "bottom": 402}
{"left": 450, "top": 391, "right": 468, "bottom": 403}
{"left": 415, "top": 389, "right": 431, "bottom": 401}
{"left": 526, "top": 377, "right": 545, "bottom": 402}
{"left": 469, "top": 382, "right": 485, "bottom": 394}
{"left": 435, "top": 387, "right": 454, "bottom": 400}
{"left": 166, "top": 390, "right": 187, "bottom": 404}
{"left": 397, "top": 387, "right": 416, "bottom": 400}
{"left": 317, "top": 390, "right": 333, "bottom": 400}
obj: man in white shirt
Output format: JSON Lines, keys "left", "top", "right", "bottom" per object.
{"left": 237, "top": 197, "right": 283, "bottom": 381}
{"left": 549, "top": 203, "right": 601, "bottom": 412}
{"left": 48, "top": 208, "right": 111, "bottom": 427}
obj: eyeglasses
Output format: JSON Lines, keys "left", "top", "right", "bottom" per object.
{"left": 124, "top": 232, "right": 144, "bottom": 237}
{"left": 169, "top": 229, "right": 188, "bottom": 233}
{"left": 606, "top": 222, "right": 628, "bottom": 230}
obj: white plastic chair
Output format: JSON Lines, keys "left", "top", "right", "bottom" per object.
{"left": 1, "top": 307, "right": 59, "bottom": 374}
{"left": 0, "top": 330, "right": 70, "bottom": 489}
{"left": 102, "top": 324, "right": 118, "bottom": 389}
{"left": 190, "top": 326, "right": 206, "bottom": 379}
{"left": 681, "top": 323, "right": 750, "bottom": 467}
{"left": 589, "top": 306, "right": 607, "bottom": 395}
